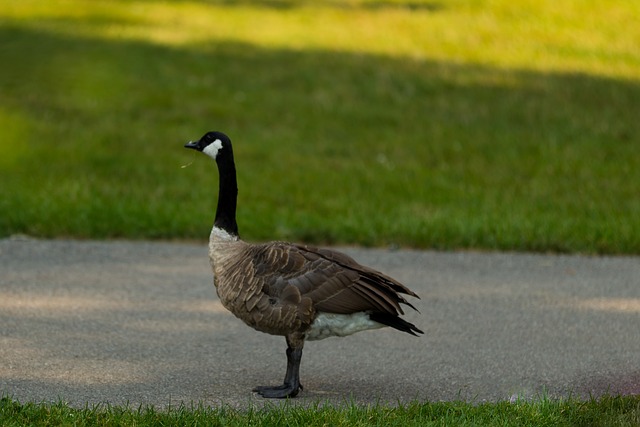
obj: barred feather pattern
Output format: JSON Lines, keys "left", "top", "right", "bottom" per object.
{"left": 208, "top": 227, "right": 422, "bottom": 339}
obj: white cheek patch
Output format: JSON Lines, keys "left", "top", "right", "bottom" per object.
{"left": 202, "top": 138, "right": 223, "bottom": 159}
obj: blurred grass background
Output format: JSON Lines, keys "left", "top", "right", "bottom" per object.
{"left": 1, "top": 0, "right": 639, "bottom": 253}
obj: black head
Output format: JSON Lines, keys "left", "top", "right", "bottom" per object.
{"left": 184, "top": 131, "right": 232, "bottom": 160}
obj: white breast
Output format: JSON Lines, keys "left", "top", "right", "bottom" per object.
{"left": 305, "top": 312, "right": 384, "bottom": 341}
{"left": 210, "top": 226, "right": 238, "bottom": 243}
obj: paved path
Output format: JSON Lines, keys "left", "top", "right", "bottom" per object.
{"left": 1, "top": 238, "right": 639, "bottom": 408}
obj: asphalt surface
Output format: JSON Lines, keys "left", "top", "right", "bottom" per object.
{"left": 1, "top": 237, "right": 639, "bottom": 408}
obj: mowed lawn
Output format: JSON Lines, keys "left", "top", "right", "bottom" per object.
{"left": 1, "top": 395, "right": 640, "bottom": 427}
{"left": 1, "top": 0, "right": 639, "bottom": 253}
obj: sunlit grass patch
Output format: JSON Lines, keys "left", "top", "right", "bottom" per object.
{"left": 3, "top": 0, "right": 639, "bottom": 78}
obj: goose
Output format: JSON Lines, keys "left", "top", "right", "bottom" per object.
{"left": 184, "top": 131, "right": 423, "bottom": 398}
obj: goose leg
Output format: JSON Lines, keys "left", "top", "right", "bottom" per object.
{"left": 253, "top": 336, "right": 304, "bottom": 398}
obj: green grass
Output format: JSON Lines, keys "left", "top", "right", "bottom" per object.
{"left": 1, "top": 396, "right": 640, "bottom": 427}
{"left": 1, "top": 0, "right": 639, "bottom": 253}
{"left": 1, "top": 396, "right": 639, "bottom": 427}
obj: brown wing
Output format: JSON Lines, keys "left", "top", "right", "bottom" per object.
{"left": 248, "top": 242, "right": 420, "bottom": 317}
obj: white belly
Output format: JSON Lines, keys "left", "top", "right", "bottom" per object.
{"left": 305, "top": 312, "right": 384, "bottom": 341}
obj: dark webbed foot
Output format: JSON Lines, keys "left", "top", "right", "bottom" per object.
{"left": 252, "top": 382, "right": 303, "bottom": 398}
{"left": 254, "top": 335, "right": 304, "bottom": 399}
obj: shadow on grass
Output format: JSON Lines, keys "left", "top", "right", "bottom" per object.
{"left": 0, "top": 22, "right": 639, "bottom": 251}
{"left": 133, "top": 0, "right": 444, "bottom": 12}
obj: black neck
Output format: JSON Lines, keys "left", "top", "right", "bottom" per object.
{"left": 213, "top": 155, "right": 239, "bottom": 237}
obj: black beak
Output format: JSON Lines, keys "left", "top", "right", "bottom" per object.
{"left": 184, "top": 140, "right": 200, "bottom": 150}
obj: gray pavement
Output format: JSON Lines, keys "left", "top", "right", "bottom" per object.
{"left": 1, "top": 237, "right": 639, "bottom": 408}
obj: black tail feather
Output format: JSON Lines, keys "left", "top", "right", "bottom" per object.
{"left": 369, "top": 312, "right": 424, "bottom": 336}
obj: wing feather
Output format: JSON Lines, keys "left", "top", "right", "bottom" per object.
{"left": 247, "top": 242, "right": 418, "bottom": 318}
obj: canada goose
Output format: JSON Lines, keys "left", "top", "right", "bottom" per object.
{"left": 184, "top": 131, "right": 422, "bottom": 398}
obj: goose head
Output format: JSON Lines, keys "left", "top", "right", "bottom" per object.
{"left": 184, "top": 131, "right": 233, "bottom": 161}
